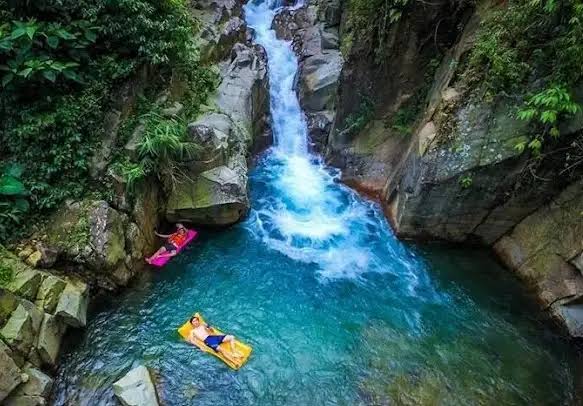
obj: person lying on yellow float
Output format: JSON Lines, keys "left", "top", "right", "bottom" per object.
{"left": 188, "top": 315, "right": 244, "bottom": 365}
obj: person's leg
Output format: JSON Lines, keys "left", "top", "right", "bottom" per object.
{"left": 217, "top": 345, "right": 241, "bottom": 365}
{"left": 223, "top": 335, "right": 243, "bottom": 358}
{"left": 157, "top": 249, "right": 177, "bottom": 259}
{"left": 146, "top": 246, "right": 167, "bottom": 263}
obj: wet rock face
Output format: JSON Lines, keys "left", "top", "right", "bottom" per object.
{"left": 166, "top": 43, "right": 271, "bottom": 226}
{"left": 43, "top": 200, "right": 145, "bottom": 289}
{"left": 494, "top": 181, "right": 583, "bottom": 336}
{"left": 384, "top": 86, "right": 583, "bottom": 244}
{"left": 272, "top": 1, "right": 343, "bottom": 153}
{"left": 0, "top": 247, "right": 89, "bottom": 403}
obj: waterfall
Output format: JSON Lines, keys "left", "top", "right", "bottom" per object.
{"left": 244, "top": 0, "right": 422, "bottom": 280}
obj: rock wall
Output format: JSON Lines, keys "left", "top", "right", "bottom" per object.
{"left": 166, "top": 20, "right": 271, "bottom": 226}
{"left": 283, "top": 0, "right": 583, "bottom": 337}
{"left": 380, "top": 9, "right": 583, "bottom": 244}
{"left": 0, "top": 247, "right": 88, "bottom": 404}
{"left": 326, "top": 0, "right": 473, "bottom": 195}
{"left": 272, "top": 0, "right": 343, "bottom": 152}
{"left": 494, "top": 181, "right": 583, "bottom": 336}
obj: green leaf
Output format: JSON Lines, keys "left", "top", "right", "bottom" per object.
{"left": 2, "top": 73, "right": 14, "bottom": 87}
{"left": 0, "top": 176, "right": 26, "bottom": 196}
{"left": 42, "top": 69, "right": 57, "bottom": 82}
{"left": 84, "top": 30, "right": 97, "bottom": 42}
{"left": 17, "top": 67, "right": 33, "bottom": 78}
{"left": 14, "top": 198, "right": 30, "bottom": 212}
{"left": 514, "top": 141, "right": 526, "bottom": 154}
{"left": 4, "top": 163, "right": 24, "bottom": 178}
{"left": 62, "top": 69, "right": 82, "bottom": 83}
{"left": 25, "top": 25, "right": 37, "bottom": 40}
{"left": 47, "top": 36, "right": 59, "bottom": 49}
{"left": 10, "top": 27, "right": 27, "bottom": 39}
{"left": 549, "top": 127, "right": 560, "bottom": 138}
{"left": 528, "top": 138, "right": 542, "bottom": 154}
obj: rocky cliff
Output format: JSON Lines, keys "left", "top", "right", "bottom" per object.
{"left": 0, "top": 0, "right": 272, "bottom": 402}
{"left": 277, "top": 0, "right": 583, "bottom": 337}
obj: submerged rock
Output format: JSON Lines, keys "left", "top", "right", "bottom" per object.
{"left": 113, "top": 365, "right": 159, "bottom": 406}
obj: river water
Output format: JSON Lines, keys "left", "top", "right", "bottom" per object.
{"left": 51, "top": 0, "right": 576, "bottom": 404}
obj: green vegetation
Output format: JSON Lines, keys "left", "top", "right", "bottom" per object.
{"left": 344, "top": 0, "right": 409, "bottom": 59}
{"left": 516, "top": 86, "right": 581, "bottom": 154}
{"left": 0, "top": 0, "right": 215, "bottom": 242}
{"left": 459, "top": 174, "right": 473, "bottom": 189}
{"left": 342, "top": 97, "right": 375, "bottom": 136}
{"left": 467, "top": 0, "right": 583, "bottom": 153}
{"left": 0, "top": 264, "right": 12, "bottom": 287}
{"left": 0, "top": 163, "right": 29, "bottom": 240}
{"left": 117, "top": 112, "right": 203, "bottom": 190}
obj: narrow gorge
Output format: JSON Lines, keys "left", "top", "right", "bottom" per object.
{"left": 0, "top": 0, "right": 581, "bottom": 404}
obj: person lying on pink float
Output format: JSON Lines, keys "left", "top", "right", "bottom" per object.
{"left": 146, "top": 223, "right": 193, "bottom": 265}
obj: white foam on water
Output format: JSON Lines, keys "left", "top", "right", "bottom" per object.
{"left": 244, "top": 0, "right": 429, "bottom": 285}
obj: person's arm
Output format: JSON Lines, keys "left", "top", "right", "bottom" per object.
{"left": 155, "top": 231, "right": 172, "bottom": 238}
{"left": 189, "top": 329, "right": 198, "bottom": 344}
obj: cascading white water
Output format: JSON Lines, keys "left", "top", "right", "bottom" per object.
{"left": 244, "top": 0, "right": 422, "bottom": 280}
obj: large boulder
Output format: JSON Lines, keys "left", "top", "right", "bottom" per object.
{"left": 299, "top": 50, "right": 343, "bottom": 112}
{"left": 216, "top": 43, "right": 270, "bottom": 143}
{"left": 44, "top": 200, "right": 141, "bottom": 288}
{"left": 0, "top": 340, "right": 25, "bottom": 402}
{"left": 113, "top": 365, "right": 159, "bottom": 406}
{"left": 192, "top": 0, "right": 247, "bottom": 63}
{"left": 494, "top": 180, "right": 583, "bottom": 336}
{"left": 36, "top": 313, "right": 66, "bottom": 367}
{"left": 166, "top": 43, "right": 270, "bottom": 226}
{"left": 4, "top": 365, "right": 53, "bottom": 406}
{"left": 54, "top": 279, "right": 88, "bottom": 328}
{"left": 167, "top": 161, "right": 249, "bottom": 226}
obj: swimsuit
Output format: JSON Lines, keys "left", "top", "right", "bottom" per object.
{"left": 204, "top": 335, "right": 226, "bottom": 351}
{"left": 164, "top": 242, "right": 177, "bottom": 252}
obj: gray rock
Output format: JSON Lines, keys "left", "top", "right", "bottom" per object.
{"left": 45, "top": 200, "right": 135, "bottom": 289}
{"left": 161, "top": 101, "right": 184, "bottom": 117}
{"left": 0, "top": 303, "right": 40, "bottom": 356}
{"left": 113, "top": 366, "right": 159, "bottom": 406}
{"left": 4, "top": 365, "right": 53, "bottom": 404}
{"left": 166, "top": 162, "right": 249, "bottom": 226}
{"left": 216, "top": 43, "right": 269, "bottom": 142}
{"left": 35, "top": 275, "right": 66, "bottom": 315}
{"left": 299, "top": 50, "right": 343, "bottom": 112}
{"left": 320, "top": 28, "right": 339, "bottom": 50}
{"left": 0, "top": 340, "right": 25, "bottom": 402}
{"left": 186, "top": 121, "right": 229, "bottom": 172}
{"left": 36, "top": 313, "right": 66, "bottom": 367}
{"left": 55, "top": 280, "right": 88, "bottom": 328}
{"left": 6, "top": 269, "right": 42, "bottom": 302}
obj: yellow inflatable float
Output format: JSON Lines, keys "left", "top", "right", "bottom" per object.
{"left": 177, "top": 313, "right": 252, "bottom": 370}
